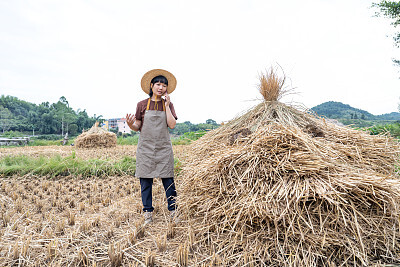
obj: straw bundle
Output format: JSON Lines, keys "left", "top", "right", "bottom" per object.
{"left": 75, "top": 126, "right": 117, "bottom": 148}
{"left": 178, "top": 69, "right": 400, "bottom": 266}
{"left": 258, "top": 66, "right": 288, "bottom": 102}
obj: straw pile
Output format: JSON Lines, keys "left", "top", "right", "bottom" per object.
{"left": 178, "top": 68, "right": 400, "bottom": 266}
{"left": 75, "top": 124, "right": 117, "bottom": 148}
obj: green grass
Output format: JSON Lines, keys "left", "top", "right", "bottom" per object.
{"left": 0, "top": 155, "right": 136, "bottom": 177}
{"left": 117, "top": 135, "right": 139, "bottom": 145}
{"left": 116, "top": 130, "right": 208, "bottom": 146}
{"left": 171, "top": 130, "right": 207, "bottom": 145}
{"left": 29, "top": 139, "right": 71, "bottom": 146}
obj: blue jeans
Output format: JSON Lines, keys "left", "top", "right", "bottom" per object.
{"left": 140, "top": 178, "right": 177, "bottom": 212}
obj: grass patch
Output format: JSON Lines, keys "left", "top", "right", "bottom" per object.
{"left": 171, "top": 130, "right": 207, "bottom": 145}
{"left": 116, "top": 131, "right": 207, "bottom": 145}
{"left": 174, "top": 158, "right": 183, "bottom": 175}
{"left": 29, "top": 139, "right": 66, "bottom": 146}
{"left": 0, "top": 155, "right": 136, "bottom": 177}
{"left": 117, "top": 135, "right": 139, "bottom": 145}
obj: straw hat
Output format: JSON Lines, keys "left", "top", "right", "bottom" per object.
{"left": 140, "top": 69, "right": 177, "bottom": 94}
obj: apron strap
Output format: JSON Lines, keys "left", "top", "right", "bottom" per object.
{"left": 146, "top": 97, "right": 166, "bottom": 112}
{"left": 146, "top": 98, "right": 151, "bottom": 111}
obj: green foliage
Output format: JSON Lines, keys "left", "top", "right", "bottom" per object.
{"left": 367, "top": 122, "right": 400, "bottom": 138}
{"left": 0, "top": 95, "right": 223, "bottom": 139}
{"left": 373, "top": 1, "right": 400, "bottom": 26}
{"left": 0, "top": 95, "right": 98, "bottom": 135}
{"left": 373, "top": 1, "right": 400, "bottom": 65}
{"left": 0, "top": 155, "right": 136, "bottom": 177}
{"left": 181, "top": 130, "right": 207, "bottom": 140}
{"left": 171, "top": 130, "right": 207, "bottom": 145}
{"left": 0, "top": 131, "right": 24, "bottom": 138}
{"left": 0, "top": 106, "right": 13, "bottom": 133}
{"left": 170, "top": 120, "right": 220, "bottom": 135}
{"left": 312, "top": 101, "right": 400, "bottom": 121}
{"left": 69, "top": 124, "right": 78, "bottom": 135}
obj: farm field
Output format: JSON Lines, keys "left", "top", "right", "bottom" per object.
{"left": 0, "top": 145, "right": 193, "bottom": 266}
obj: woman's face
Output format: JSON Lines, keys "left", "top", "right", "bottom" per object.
{"left": 151, "top": 82, "right": 168, "bottom": 97}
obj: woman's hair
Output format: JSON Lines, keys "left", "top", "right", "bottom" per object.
{"left": 149, "top": 75, "right": 168, "bottom": 97}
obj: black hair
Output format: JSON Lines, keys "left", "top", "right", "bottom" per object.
{"left": 149, "top": 75, "right": 168, "bottom": 97}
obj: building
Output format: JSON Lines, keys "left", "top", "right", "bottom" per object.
{"left": 108, "top": 118, "right": 119, "bottom": 131}
{"left": 106, "top": 118, "right": 132, "bottom": 134}
{"left": 117, "top": 118, "right": 131, "bottom": 134}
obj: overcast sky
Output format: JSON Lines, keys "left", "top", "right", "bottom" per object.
{"left": 0, "top": 0, "right": 399, "bottom": 123}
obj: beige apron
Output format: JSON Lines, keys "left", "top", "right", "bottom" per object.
{"left": 135, "top": 98, "right": 175, "bottom": 178}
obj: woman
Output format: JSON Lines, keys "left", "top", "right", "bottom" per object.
{"left": 126, "top": 69, "right": 178, "bottom": 225}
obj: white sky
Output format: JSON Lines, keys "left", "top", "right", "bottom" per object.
{"left": 0, "top": 0, "right": 399, "bottom": 124}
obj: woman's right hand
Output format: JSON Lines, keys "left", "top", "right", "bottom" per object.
{"left": 126, "top": 113, "right": 136, "bottom": 130}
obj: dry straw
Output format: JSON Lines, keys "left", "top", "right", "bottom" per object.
{"left": 178, "top": 67, "right": 400, "bottom": 266}
{"left": 75, "top": 124, "right": 117, "bottom": 149}
{"left": 258, "top": 66, "right": 288, "bottom": 102}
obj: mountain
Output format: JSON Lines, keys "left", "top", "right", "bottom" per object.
{"left": 311, "top": 101, "right": 400, "bottom": 121}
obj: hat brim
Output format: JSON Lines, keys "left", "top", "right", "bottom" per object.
{"left": 141, "top": 69, "right": 177, "bottom": 94}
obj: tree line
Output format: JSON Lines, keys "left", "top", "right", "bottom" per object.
{"left": 0, "top": 95, "right": 98, "bottom": 135}
{"left": 169, "top": 119, "right": 220, "bottom": 135}
{"left": 0, "top": 95, "right": 221, "bottom": 136}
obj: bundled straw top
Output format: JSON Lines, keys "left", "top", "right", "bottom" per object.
{"left": 140, "top": 69, "right": 177, "bottom": 94}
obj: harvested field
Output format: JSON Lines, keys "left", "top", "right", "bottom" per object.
{"left": 0, "top": 136, "right": 399, "bottom": 266}
{"left": 0, "top": 145, "right": 190, "bottom": 266}
{"left": 1, "top": 69, "right": 400, "bottom": 266}
{"left": 0, "top": 175, "right": 192, "bottom": 266}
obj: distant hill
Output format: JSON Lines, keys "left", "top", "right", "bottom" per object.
{"left": 311, "top": 101, "right": 400, "bottom": 121}
{"left": 376, "top": 112, "right": 400, "bottom": 121}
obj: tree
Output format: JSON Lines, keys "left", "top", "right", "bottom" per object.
{"left": 206, "top": 119, "right": 218, "bottom": 125}
{"left": 373, "top": 1, "right": 400, "bottom": 65}
{"left": 0, "top": 106, "right": 13, "bottom": 133}
{"left": 69, "top": 124, "right": 78, "bottom": 135}
{"left": 53, "top": 96, "right": 77, "bottom": 136}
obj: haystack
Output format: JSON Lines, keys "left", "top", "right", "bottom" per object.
{"left": 75, "top": 124, "right": 117, "bottom": 148}
{"left": 178, "top": 68, "right": 400, "bottom": 266}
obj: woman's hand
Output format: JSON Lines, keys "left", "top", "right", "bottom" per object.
{"left": 163, "top": 92, "right": 176, "bottom": 129}
{"left": 164, "top": 92, "right": 171, "bottom": 107}
{"left": 126, "top": 113, "right": 140, "bottom": 131}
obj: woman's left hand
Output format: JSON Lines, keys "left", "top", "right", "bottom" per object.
{"left": 164, "top": 92, "right": 171, "bottom": 107}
